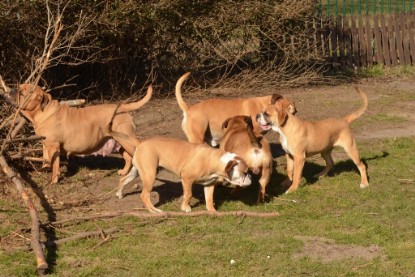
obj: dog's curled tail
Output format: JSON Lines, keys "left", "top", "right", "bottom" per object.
{"left": 175, "top": 72, "right": 191, "bottom": 112}
{"left": 117, "top": 85, "right": 153, "bottom": 113}
{"left": 344, "top": 86, "right": 368, "bottom": 124}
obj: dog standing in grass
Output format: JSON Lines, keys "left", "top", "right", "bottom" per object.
{"left": 220, "top": 115, "right": 273, "bottom": 203}
{"left": 256, "top": 87, "right": 369, "bottom": 193}
{"left": 175, "top": 72, "right": 296, "bottom": 146}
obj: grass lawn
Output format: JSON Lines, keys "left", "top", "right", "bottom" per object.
{"left": 1, "top": 136, "right": 414, "bottom": 276}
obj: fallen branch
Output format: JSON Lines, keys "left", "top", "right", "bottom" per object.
{"left": 4, "top": 135, "right": 43, "bottom": 145}
{"left": 46, "top": 210, "right": 280, "bottom": 226}
{"left": 10, "top": 118, "right": 28, "bottom": 139}
{"left": 43, "top": 227, "right": 119, "bottom": 247}
{"left": 0, "top": 155, "right": 48, "bottom": 274}
{"left": 398, "top": 178, "right": 414, "bottom": 184}
{"left": 60, "top": 99, "right": 86, "bottom": 107}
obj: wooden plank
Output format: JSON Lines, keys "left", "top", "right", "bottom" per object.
{"left": 380, "top": 14, "right": 392, "bottom": 66}
{"left": 343, "top": 15, "right": 353, "bottom": 67}
{"left": 407, "top": 12, "right": 415, "bottom": 65}
{"left": 365, "top": 15, "right": 373, "bottom": 66}
{"left": 400, "top": 12, "right": 411, "bottom": 65}
{"left": 373, "top": 15, "right": 384, "bottom": 65}
{"left": 322, "top": 18, "right": 331, "bottom": 58}
{"left": 358, "top": 14, "right": 367, "bottom": 66}
{"left": 330, "top": 16, "right": 338, "bottom": 65}
{"left": 394, "top": 13, "right": 406, "bottom": 65}
{"left": 388, "top": 13, "right": 398, "bottom": 65}
{"left": 337, "top": 16, "right": 345, "bottom": 66}
{"left": 351, "top": 14, "right": 360, "bottom": 67}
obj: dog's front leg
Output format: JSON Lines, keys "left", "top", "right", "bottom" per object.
{"left": 204, "top": 184, "right": 217, "bottom": 212}
{"left": 181, "top": 177, "right": 194, "bottom": 212}
{"left": 47, "top": 142, "right": 61, "bottom": 184}
{"left": 285, "top": 155, "right": 305, "bottom": 194}
{"left": 281, "top": 153, "right": 294, "bottom": 188}
{"left": 41, "top": 144, "right": 51, "bottom": 171}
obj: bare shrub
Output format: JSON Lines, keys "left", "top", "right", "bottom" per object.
{"left": 1, "top": 0, "right": 326, "bottom": 97}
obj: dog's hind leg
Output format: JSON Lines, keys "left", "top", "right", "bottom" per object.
{"left": 137, "top": 162, "right": 162, "bottom": 213}
{"left": 257, "top": 162, "right": 272, "bottom": 203}
{"left": 116, "top": 166, "right": 138, "bottom": 198}
{"left": 313, "top": 150, "right": 334, "bottom": 179}
{"left": 117, "top": 149, "right": 132, "bottom": 176}
{"left": 341, "top": 138, "right": 369, "bottom": 188}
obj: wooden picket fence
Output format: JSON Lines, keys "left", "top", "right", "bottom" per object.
{"left": 315, "top": 11, "right": 415, "bottom": 67}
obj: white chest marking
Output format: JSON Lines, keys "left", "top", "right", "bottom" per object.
{"left": 272, "top": 125, "right": 292, "bottom": 155}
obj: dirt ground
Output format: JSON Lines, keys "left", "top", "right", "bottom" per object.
{"left": 1, "top": 75, "right": 415, "bottom": 262}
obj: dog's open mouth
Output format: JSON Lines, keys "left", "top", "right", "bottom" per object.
{"left": 258, "top": 123, "right": 271, "bottom": 131}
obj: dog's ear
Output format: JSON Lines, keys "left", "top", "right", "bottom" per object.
{"left": 40, "top": 92, "right": 52, "bottom": 112}
{"left": 243, "top": 116, "right": 253, "bottom": 130}
{"left": 224, "top": 159, "right": 237, "bottom": 173}
{"left": 271, "top": 93, "right": 283, "bottom": 104}
{"left": 287, "top": 101, "right": 297, "bottom": 114}
{"left": 222, "top": 118, "right": 231, "bottom": 129}
{"left": 278, "top": 109, "right": 288, "bottom": 126}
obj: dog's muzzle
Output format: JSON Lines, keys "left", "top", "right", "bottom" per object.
{"left": 4, "top": 88, "right": 18, "bottom": 105}
{"left": 238, "top": 173, "right": 252, "bottom": 187}
{"left": 256, "top": 113, "right": 271, "bottom": 131}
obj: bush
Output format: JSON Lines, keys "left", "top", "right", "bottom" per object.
{"left": 0, "top": 0, "right": 324, "bottom": 98}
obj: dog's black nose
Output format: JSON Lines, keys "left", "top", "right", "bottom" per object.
{"left": 256, "top": 113, "right": 261, "bottom": 120}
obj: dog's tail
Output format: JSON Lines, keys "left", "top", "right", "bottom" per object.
{"left": 344, "top": 86, "right": 368, "bottom": 124}
{"left": 175, "top": 72, "right": 191, "bottom": 112}
{"left": 117, "top": 85, "right": 153, "bottom": 113}
{"left": 107, "top": 105, "right": 141, "bottom": 148}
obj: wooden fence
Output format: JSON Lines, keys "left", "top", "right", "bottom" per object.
{"left": 316, "top": 11, "right": 415, "bottom": 67}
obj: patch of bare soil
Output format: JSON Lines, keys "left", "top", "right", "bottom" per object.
{"left": 292, "top": 236, "right": 386, "bottom": 263}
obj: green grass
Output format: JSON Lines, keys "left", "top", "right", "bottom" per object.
{"left": 1, "top": 137, "right": 414, "bottom": 276}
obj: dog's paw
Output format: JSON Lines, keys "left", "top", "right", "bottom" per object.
{"left": 117, "top": 169, "right": 128, "bottom": 176}
{"left": 116, "top": 191, "right": 124, "bottom": 199}
{"left": 181, "top": 205, "right": 192, "bottom": 213}
{"left": 360, "top": 183, "right": 369, "bottom": 188}
{"left": 150, "top": 207, "right": 163, "bottom": 213}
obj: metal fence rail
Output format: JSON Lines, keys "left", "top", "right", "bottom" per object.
{"left": 320, "top": 0, "right": 414, "bottom": 16}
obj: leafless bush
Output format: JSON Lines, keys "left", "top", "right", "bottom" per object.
{"left": 1, "top": 0, "right": 326, "bottom": 97}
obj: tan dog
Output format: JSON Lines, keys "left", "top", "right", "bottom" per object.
{"left": 175, "top": 72, "right": 296, "bottom": 146}
{"left": 256, "top": 87, "right": 369, "bottom": 193}
{"left": 5, "top": 83, "right": 152, "bottom": 183}
{"left": 220, "top": 115, "right": 273, "bottom": 203}
{"left": 109, "top": 129, "right": 252, "bottom": 212}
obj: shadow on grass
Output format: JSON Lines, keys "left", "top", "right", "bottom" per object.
{"left": 276, "top": 151, "right": 389, "bottom": 191}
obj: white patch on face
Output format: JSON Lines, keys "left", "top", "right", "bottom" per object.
{"left": 220, "top": 153, "right": 251, "bottom": 187}
{"left": 272, "top": 125, "right": 292, "bottom": 155}
{"left": 220, "top": 152, "right": 238, "bottom": 164}
{"left": 257, "top": 114, "right": 268, "bottom": 126}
